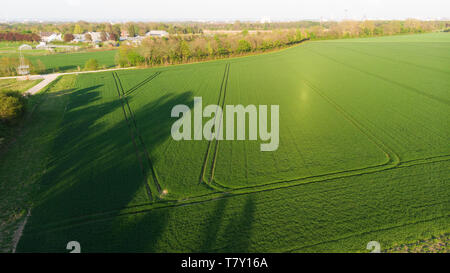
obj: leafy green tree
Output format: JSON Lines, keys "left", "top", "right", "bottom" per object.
{"left": 0, "top": 91, "right": 26, "bottom": 124}
{"left": 295, "top": 29, "right": 303, "bottom": 41}
{"left": 237, "top": 39, "right": 252, "bottom": 53}
{"left": 84, "top": 59, "right": 99, "bottom": 70}
{"left": 127, "top": 51, "right": 145, "bottom": 66}
{"left": 73, "top": 24, "right": 83, "bottom": 34}
{"left": 179, "top": 40, "right": 191, "bottom": 60}
{"left": 116, "top": 46, "right": 131, "bottom": 66}
{"left": 127, "top": 24, "right": 136, "bottom": 37}
{"left": 374, "top": 27, "right": 383, "bottom": 35}
{"left": 112, "top": 24, "right": 121, "bottom": 39}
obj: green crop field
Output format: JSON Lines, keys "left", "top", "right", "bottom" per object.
{"left": 6, "top": 33, "right": 449, "bottom": 252}
{"left": 0, "top": 49, "right": 117, "bottom": 74}
{"left": 26, "top": 50, "right": 117, "bottom": 73}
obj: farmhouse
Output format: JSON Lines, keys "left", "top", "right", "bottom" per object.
{"left": 72, "top": 34, "right": 84, "bottom": 42}
{"left": 88, "top": 32, "right": 103, "bottom": 43}
{"left": 122, "top": 36, "right": 144, "bottom": 45}
{"left": 40, "top": 32, "right": 62, "bottom": 43}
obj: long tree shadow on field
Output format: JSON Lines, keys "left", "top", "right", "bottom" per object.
{"left": 197, "top": 195, "right": 256, "bottom": 252}
{"left": 220, "top": 195, "right": 256, "bottom": 252}
{"left": 199, "top": 198, "right": 229, "bottom": 252}
{"left": 18, "top": 79, "right": 196, "bottom": 251}
{"left": 126, "top": 91, "right": 194, "bottom": 165}
{"left": 100, "top": 195, "right": 255, "bottom": 252}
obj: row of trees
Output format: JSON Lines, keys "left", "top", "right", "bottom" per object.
{"left": 115, "top": 19, "right": 446, "bottom": 68}
{"left": 116, "top": 30, "right": 308, "bottom": 67}
{"left": 302, "top": 19, "right": 444, "bottom": 39}
{"left": 0, "top": 32, "right": 41, "bottom": 42}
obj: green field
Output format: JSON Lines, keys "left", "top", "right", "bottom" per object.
{"left": 0, "top": 49, "right": 117, "bottom": 74}
{"left": 4, "top": 33, "right": 449, "bottom": 252}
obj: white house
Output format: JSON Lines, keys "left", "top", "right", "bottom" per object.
{"left": 145, "top": 30, "right": 169, "bottom": 37}
{"left": 73, "top": 34, "right": 85, "bottom": 42}
{"left": 87, "top": 32, "right": 103, "bottom": 43}
{"left": 123, "top": 36, "right": 144, "bottom": 45}
{"left": 41, "top": 33, "right": 62, "bottom": 43}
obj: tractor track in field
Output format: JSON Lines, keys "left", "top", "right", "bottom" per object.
{"left": 19, "top": 47, "right": 450, "bottom": 236}
{"left": 113, "top": 71, "right": 163, "bottom": 199}
{"left": 114, "top": 72, "right": 163, "bottom": 195}
{"left": 306, "top": 47, "right": 450, "bottom": 107}
{"left": 22, "top": 155, "right": 450, "bottom": 235}
{"left": 302, "top": 78, "right": 399, "bottom": 166}
{"left": 208, "top": 69, "right": 450, "bottom": 191}
{"left": 209, "top": 64, "right": 231, "bottom": 185}
{"left": 194, "top": 49, "right": 449, "bottom": 191}
{"left": 198, "top": 63, "right": 230, "bottom": 190}
{"left": 208, "top": 75, "right": 401, "bottom": 191}
{"left": 191, "top": 70, "right": 450, "bottom": 192}
{"left": 333, "top": 44, "right": 450, "bottom": 76}
{"left": 114, "top": 58, "right": 449, "bottom": 200}
{"left": 124, "top": 72, "right": 161, "bottom": 97}
{"left": 112, "top": 72, "right": 153, "bottom": 200}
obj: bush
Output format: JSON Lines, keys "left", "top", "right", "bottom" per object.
{"left": 115, "top": 46, "right": 145, "bottom": 67}
{"left": 84, "top": 58, "right": 99, "bottom": 71}
{"left": 0, "top": 91, "right": 27, "bottom": 125}
{"left": 237, "top": 40, "right": 252, "bottom": 53}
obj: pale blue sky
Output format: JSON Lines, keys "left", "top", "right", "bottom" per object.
{"left": 2, "top": 0, "right": 449, "bottom": 21}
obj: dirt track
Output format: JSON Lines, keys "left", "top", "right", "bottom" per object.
{"left": 0, "top": 67, "right": 136, "bottom": 95}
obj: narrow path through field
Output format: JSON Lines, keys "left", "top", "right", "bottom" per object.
{"left": 24, "top": 74, "right": 59, "bottom": 95}
{"left": 0, "top": 67, "right": 137, "bottom": 95}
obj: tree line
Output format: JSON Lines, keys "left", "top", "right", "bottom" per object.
{"left": 0, "top": 32, "right": 41, "bottom": 42}
{"left": 116, "top": 30, "right": 308, "bottom": 67}
{"left": 114, "top": 19, "right": 447, "bottom": 67}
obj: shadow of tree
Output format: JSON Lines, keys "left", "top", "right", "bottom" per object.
{"left": 129, "top": 91, "right": 194, "bottom": 162}
{"left": 200, "top": 198, "right": 229, "bottom": 252}
{"left": 220, "top": 195, "right": 256, "bottom": 252}
{"left": 23, "top": 79, "right": 195, "bottom": 234}
{"left": 17, "top": 71, "right": 229, "bottom": 252}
